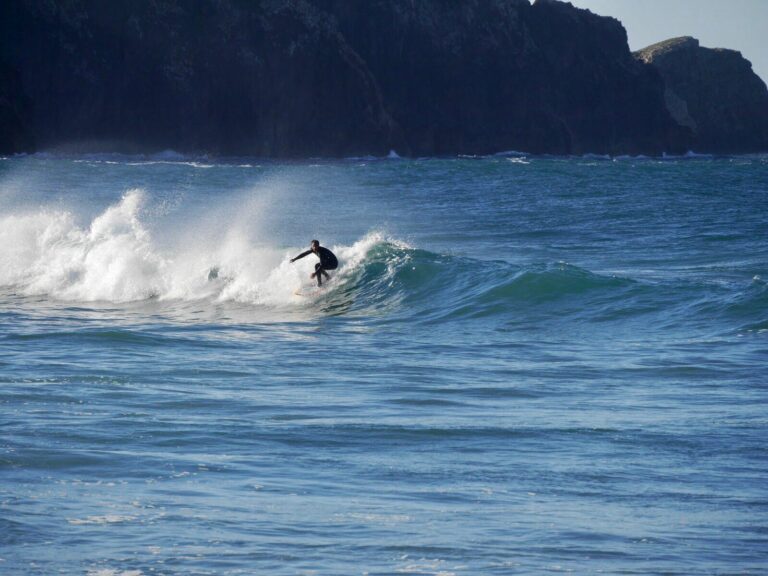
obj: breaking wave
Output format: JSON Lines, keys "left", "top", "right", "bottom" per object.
{"left": 0, "top": 189, "right": 385, "bottom": 306}
{"left": 1, "top": 188, "right": 764, "bottom": 330}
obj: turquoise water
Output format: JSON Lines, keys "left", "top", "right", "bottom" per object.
{"left": 1, "top": 153, "right": 767, "bottom": 575}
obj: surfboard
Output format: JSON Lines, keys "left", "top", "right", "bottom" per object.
{"left": 293, "top": 277, "right": 333, "bottom": 296}
{"left": 293, "top": 286, "right": 324, "bottom": 297}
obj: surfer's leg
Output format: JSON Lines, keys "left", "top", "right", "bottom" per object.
{"left": 314, "top": 263, "right": 323, "bottom": 286}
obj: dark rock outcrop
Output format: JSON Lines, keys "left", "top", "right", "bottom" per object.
{"left": 2, "top": 0, "right": 744, "bottom": 157}
{"left": 0, "top": 0, "right": 401, "bottom": 157}
{"left": 0, "top": 59, "right": 33, "bottom": 154}
{"left": 318, "top": 0, "right": 686, "bottom": 156}
{"left": 636, "top": 36, "right": 768, "bottom": 153}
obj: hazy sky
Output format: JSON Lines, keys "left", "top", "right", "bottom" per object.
{"left": 568, "top": 0, "right": 768, "bottom": 84}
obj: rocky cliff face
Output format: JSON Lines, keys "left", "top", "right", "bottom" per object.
{"left": 636, "top": 36, "right": 768, "bottom": 153}
{"left": 0, "top": 59, "right": 32, "bottom": 154}
{"left": 0, "top": 1, "right": 404, "bottom": 157}
{"left": 318, "top": 0, "right": 686, "bottom": 156}
{"left": 0, "top": 0, "right": 738, "bottom": 157}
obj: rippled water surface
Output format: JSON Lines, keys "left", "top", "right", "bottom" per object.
{"left": 1, "top": 153, "right": 767, "bottom": 575}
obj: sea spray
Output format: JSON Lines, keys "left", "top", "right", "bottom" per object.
{"left": 0, "top": 188, "right": 402, "bottom": 306}
{"left": 0, "top": 190, "right": 165, "bottom": 301}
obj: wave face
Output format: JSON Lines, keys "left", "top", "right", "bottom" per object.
{"left": 0, "top": 187, "right": 632, "bottom": 310}
{"left": 1, "top": 154, "right": 767, "bottom": 576}
{"left": 2, "top": 185, "right": 765, "bottom": 336}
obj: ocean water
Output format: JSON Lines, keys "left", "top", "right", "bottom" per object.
{"left": 1, "top": 152, "right": 767, "bottom": 575}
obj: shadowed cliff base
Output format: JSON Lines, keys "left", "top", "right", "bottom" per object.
{"left": 1, "top": 0, "right": 766, "bottom": 158}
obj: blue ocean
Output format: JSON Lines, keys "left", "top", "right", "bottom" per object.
{"left": 1, "top": 152, "right": 767, "bottom": 575}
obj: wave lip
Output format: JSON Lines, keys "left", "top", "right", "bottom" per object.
{"left": 306, "top": 242, "right": 644, "bottom": 324}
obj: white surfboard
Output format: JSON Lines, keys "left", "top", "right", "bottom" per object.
{"left": 293, "top": 276, "right": 333, "bottom": 297}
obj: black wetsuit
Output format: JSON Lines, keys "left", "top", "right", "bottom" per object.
{"left": 292, "top": 246, "right": 338, "bottom": 286}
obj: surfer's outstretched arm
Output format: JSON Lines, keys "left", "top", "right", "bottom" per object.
{"left": 290, "top": 250, "right": 312, "bottom": 263}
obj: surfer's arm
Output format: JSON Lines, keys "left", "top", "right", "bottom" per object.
{"left": 290, "top": 250, "right": 312, "bottom": 263}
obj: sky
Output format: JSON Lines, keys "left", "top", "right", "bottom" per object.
{"left": 568, "top": 0, "right": 768, "bottom": 84}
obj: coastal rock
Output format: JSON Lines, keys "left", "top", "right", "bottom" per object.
{"left": 318, "top": 0, "right": 686, "bottom": 156}
{"left": 0, "top": 61, "right": 32, "bottom": 154}
{"left": 636, "top": 36, "right": 768, "bottom": 153}
{"left": 0, "top": 0, "right": 401, "bottom": 157}
{"left": 0, "top": 1, "right": 716, "bottom": 157}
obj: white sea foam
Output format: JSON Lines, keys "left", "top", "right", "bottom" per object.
{"left": 68, "top": 514, "right": 137, "bottom": 525}
{"left": 86, "top": 570, "right": 143, "bottom": 576}
{"left": 29, "top": 149, "right": 222, "bottom": 168}
{"left": 612, "top": 154, "right": 651, "bottom": 161}
{"left": 344, "top": 150, "right": 402, "bottom": 161}
{"left": 0, "top": 189, "right": 388, "bottom": 305}
{"left": 662, "top": 150, "right": 715, "bottom": 159}
{"left": 344, "top": 155, "right": 378, "bottom": 161}
{"left": 492, "top": 149, "right": 528, "bottom": 157}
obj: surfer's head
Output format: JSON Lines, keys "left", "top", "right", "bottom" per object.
{"left": 310, "top": 239, "right": 320, "bottom": 252}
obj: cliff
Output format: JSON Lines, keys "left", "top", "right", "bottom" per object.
{"left": 636, "top": 37, "right": 768, "bottom": 153}
{"left": 0, "top": 59, "right": 32, "bottom": 154}
{"left": 317, "top": 0, "right": 685, "bottom": 156}
{"left": 0, "top": 1, "right": 737, "bottom": 157}
{"left": 0, "top": 1, "right": 402, "bottom": 157}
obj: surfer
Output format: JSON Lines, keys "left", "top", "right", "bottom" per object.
{"left": 290, "top": 239, "right": 338, "bottom": 287}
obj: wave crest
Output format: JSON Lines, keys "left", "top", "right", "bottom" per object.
{"left": 0, "top": 191, "right": 653, "bottom": 324}
{"left": 0, "top": 191, "right": 397, "bottom": 305}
